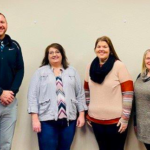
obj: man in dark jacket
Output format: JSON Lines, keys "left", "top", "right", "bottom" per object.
{"left": 0, "top": 13, "right": 24, "bottom": 150}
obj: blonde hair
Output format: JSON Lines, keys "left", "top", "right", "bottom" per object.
{"left": 142, "top": 49, "right": 150, "bottom": 73}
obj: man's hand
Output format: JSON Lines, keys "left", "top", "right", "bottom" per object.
{"left": 0, "top": 90, "right": 14, "bottom": 106}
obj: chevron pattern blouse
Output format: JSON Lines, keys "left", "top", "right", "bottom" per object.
{"left": 56, "top": 76, "right": 67, "bottom": 119}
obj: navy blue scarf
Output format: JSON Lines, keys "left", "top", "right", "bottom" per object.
{"left": 90, "top": 55, "right": 116, "bottom": 84}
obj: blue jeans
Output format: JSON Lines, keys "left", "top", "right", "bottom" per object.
{"left": 38, "top": 119, "right": 76, "bottom": 150}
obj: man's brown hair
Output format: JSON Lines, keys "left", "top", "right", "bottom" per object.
{"left": 0, "top": 13, "right": 6, "bottom": 18}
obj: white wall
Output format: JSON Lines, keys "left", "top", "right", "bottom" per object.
{"left": 0, "top": 0, "right": 150, "bottom": 150}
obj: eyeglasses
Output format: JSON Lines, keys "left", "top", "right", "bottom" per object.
{"left": 48, "top": 51, "right": 60, "bottom": 55}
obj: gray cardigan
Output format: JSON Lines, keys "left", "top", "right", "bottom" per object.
{"left": 134, "top": 75, "right": 150, "bottom": 144}
{"left": 28, "top": 65, "right": 87, "bottom": 121}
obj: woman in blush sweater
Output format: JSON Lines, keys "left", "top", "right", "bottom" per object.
{"left": 84, "top": 36, "right": 134, "bottom": 150}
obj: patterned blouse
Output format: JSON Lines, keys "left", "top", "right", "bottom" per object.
{"left": 56, "top": 76, "right": 67, "bottom": 119}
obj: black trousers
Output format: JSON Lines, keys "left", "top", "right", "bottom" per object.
{"left": 144, "top": 143, "right": 150, "bottom": 150}
{"left": 92, "top": 122, "right": 127, "bottom": 150}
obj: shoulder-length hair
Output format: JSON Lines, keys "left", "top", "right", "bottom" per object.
{"left": 94, "top": 36, "right": 120, "bottom": 60}
{"left": 142, "top": 49, "right": 150, "bottom": 74}
{"left": 40, "top": 43, "right": 69, "bottom": 69}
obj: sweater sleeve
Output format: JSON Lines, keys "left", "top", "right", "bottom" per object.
{"left": 133, "top": 95, "right": 137, "bottom": 127}
{"left": 0, "top": 87, "right": 3, "bottom": 96}
{"left": 74, "top": 69, "right": 88, "bottom": 112}
{"left": 10, "top": 41, "right": 24, "bottom": 95}
{"left": 133, "top": 74, "right": 140, "bottom": 127}
{"left": 84, "top": 81, "right": 90, "bottom": 106}
{"left": 118, "top": 63, "right": 134, "bottom": 124}
{"left": 27, "top": 70, "right": 40, "bottom": 114}
{"left": 84, "top": 64, "right": 91, "bottom": 107}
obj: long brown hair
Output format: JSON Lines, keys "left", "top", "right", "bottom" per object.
{"left": 94, "top": 36, "right": 120, "bottom": 60}
{"left": 40, "top": 43, "right": 69, "bottom": 69}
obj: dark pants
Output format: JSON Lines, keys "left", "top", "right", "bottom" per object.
{"left": 144, "top": 143, "right": 150, "bottom": 150}
{"left": 92, "top": 122, "right": 127, "bottom": 150}
{"left": 38, "top": 119, "right": 76, "bottom": 150}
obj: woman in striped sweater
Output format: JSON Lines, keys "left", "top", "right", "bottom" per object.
{"left": 84, "top": 36, "right": 134, "bottom": 150}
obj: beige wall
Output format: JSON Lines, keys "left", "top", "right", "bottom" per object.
{"left": 0, "top": 0, "right": 150, "bottom": 150}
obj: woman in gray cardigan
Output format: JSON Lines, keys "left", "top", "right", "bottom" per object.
{"left": 28, "top": 43, "right": 87, "bottom": 150}
{"left": 134, "top": 49, "right": 150, "bottom": 150}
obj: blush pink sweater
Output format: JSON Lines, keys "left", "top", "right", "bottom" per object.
{"left": 85, "top": 60, "right": 133, "bottom": 123}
